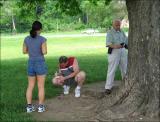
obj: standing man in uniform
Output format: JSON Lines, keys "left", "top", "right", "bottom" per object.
{"left": 52, "top": 56, "right": 86, "bottom": 98}
{"left": 105, "top": 19, "right": 128, "bottom": 94}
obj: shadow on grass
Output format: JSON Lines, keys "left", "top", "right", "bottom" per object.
{"left": 1, "top": 55, "right": 122, "bottom": 121}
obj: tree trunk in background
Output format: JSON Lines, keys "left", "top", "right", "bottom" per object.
{"left": 12, "top": 14, "right": 16, "bottom": 34}
{"left": 56, "top": 19, "right": 59, "bottom": 32}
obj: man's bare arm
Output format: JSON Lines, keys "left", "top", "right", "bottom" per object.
{"left": 107, "top": 44, "right": 122, "bottom": 49}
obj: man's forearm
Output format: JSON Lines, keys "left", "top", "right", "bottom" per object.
{"left": 108, "top": 44, "right": 122, "bottom": 49}
{"left": 64, "top": 72, "right": 78, "bottom": 80}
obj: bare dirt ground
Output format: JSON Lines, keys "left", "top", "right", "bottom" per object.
{"left": 33, "top": 81, "right": 159, "bottom": 122}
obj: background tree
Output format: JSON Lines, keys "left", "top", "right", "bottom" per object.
{"left": 0, "top": 0, "right": 19, "bottom": 33}
{"left": 0, "top": 0, "right": 127, "bottom": 33}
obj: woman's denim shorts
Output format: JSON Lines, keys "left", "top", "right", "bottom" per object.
{"left": 27, "top": 60, "right": 47, "bottom": 76}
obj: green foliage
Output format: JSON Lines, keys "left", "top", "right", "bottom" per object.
{"left": 55, "top": 0, "right": 82, "bottom": 16}
{"left": 0, "top": 0, "right": 128, "bottom": 33}
{"left": 0, "top": 1, "right": 19, "bottom": 33}
{"left": 105, "top": 0, "right": 112, "bottom": 5}
{"left": 122, "top": 27, "right": 129, "bottom": 32}
{"left": 103, "top": 17, "right": 113, "bottom": 29}
{"left": 0, "top": 0, "right": 6, "bottom": 6}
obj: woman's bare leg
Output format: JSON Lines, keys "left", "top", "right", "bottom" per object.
{"left": 26, "top": 76, "right": 36, "bottom": 104}
{"left": 37, "top": 75, "right": 46, "bottom": 104}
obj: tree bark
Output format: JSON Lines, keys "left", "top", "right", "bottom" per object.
{"left": 96, "top": 0, "right": 160, "bottom": 120}
{"left": 12, "top": 14, "right": 16, "bottom": 34}
{"left": 126, "top": 0, "right": 160, "bottom": 117}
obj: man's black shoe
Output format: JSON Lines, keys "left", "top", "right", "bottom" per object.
{"left": 105, "top": 89, "right": 111, "bottom": 94}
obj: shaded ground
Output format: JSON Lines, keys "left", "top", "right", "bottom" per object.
{"left": 33, "top": 81, "right": 159, "bottom": 121}
{"left": 33, "top": 81, "right": 106, "bottom": 121}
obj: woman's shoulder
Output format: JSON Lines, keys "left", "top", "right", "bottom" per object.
{"left": 38, "top": 35, "right": 47, "bottom": 42}
{"left": 25, "top": 35, "right": 30, "bottom": 38}
{"left": 38, "top": 35, "right": 46, "bottom": 39}
{"left": 24, "top": 35, "right": 31, "bottom": 42}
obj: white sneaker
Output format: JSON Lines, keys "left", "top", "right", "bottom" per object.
{"left": 26, "top": 104, "right": 36, "bottom": 113}
{"left": 63, "top": 85, "right": 70, "bottom": 95}
{"left": 38, "top": 105, "right": 45, "bottom": 112}
{"left": 75, "top": 88, "right": 81, "bottom": 98}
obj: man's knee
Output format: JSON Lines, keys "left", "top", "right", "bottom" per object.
{"left": 75, "top": 71, "right": 86, "bottom": 82}
{"left": 52, "top": 76, "right": 63, "bottom": 86}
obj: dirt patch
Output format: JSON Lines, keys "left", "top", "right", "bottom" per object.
{"left": 32, "top": 81, "right": 159, "bottom": 121}
{"left": 33, "top": 81, "right": 106, "bottom": 121}
{"left": 33, "top": 95, "right": 97, "bottom": 121}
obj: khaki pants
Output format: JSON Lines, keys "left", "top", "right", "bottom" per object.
{"left": 105, "top": 48, "right": 128, "bottom": 89}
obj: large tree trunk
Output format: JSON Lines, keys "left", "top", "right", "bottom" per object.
{"left": 96, "top": 0, "right": 160, "bottom": 120}
{"left": 126, "top": 0, "right": 160, "bottom": 117}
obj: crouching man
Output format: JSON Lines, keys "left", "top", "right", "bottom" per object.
{"left": 52, "top": 56, "right": 86, "bottom": 98}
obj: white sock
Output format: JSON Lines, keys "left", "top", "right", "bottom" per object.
{"left": 63, "top": 85, "right": 67, "bottom": 89}
{"left": 76, "top": 86, "right": 81, "bottom": 89}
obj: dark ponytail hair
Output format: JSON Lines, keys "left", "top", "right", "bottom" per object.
{"left": 30, "top": 21, "right": 42, "bottom": 38}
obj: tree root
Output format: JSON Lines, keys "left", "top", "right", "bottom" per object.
{"left": 94, "top": 79, "right": 159, "bottom": 121}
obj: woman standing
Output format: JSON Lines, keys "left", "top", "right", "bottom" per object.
{"left": 23, "top": 21, "right": 47, "bottom": 113}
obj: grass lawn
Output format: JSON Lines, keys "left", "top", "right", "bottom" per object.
{"left": 1, "top": 34, "right": 122, "bottom": 121}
